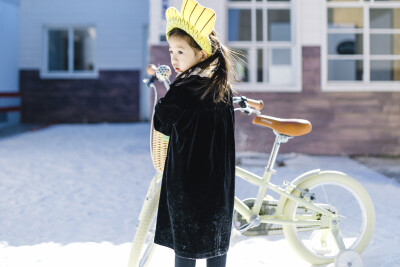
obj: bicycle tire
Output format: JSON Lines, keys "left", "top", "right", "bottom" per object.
{"left": 127, "top": 187, "right": 160, "bottom": 267}
{"left": 282, "top": 171, "right": 375, "bottom": 265}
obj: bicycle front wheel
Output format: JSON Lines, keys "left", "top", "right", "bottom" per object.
{"left": 127, "top": 187, "right": 160, "bottom": 267}
{"left": 282, "top": 171, "right": 375, "bottom": 265}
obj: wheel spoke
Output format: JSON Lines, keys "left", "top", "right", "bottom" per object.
{"left": 322, "top": 184, "right": 329, "bottom": 204}
{"left": 341, "top": 221, "right": 362, "bottom": 234}
{"left": 328, "top": 196, "right": 350, "bottom": 211}
{"left": 342, "top": 211, "right": 362, "bottom": 220}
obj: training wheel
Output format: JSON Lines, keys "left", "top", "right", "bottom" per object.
{"left": 334, "top": 249, "right": 363, "bottom": 267}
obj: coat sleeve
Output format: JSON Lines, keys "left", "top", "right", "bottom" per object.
{"left": 153, "top": 86, "right": 183, "bottom": 136}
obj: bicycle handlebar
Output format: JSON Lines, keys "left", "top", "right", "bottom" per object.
{"left": 144, "top": 64, "right": 263, "bottom": 116}
{"left": 233, "top": 96, "right": 263, "bottom": 111}
{"left": 233, "top": 96, "right": 263, "bottom": 116}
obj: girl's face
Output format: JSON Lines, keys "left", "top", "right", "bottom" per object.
{"left": 168, "top": 35, "right": 207, "bottom": 73}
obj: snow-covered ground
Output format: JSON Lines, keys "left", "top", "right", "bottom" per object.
{"left": 0, "top": 123, "right": 399, "bottom": 267}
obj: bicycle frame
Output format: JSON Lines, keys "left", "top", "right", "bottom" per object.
{"left": 233, "top": 130, "right": 337, "bottom": 230}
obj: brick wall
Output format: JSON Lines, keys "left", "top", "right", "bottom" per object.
{"left": 20, "top": 70, "right": 140, "bottom": 123}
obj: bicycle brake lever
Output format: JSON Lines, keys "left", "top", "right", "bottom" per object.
{"left": 238, "top": 97, "right": 247, "bottom": 108}
{"left": 144, "top": 75, "right": 157, "bottom": 87}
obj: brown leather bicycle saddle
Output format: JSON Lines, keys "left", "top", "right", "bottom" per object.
{"left": 252, "top": 115, "right": 312, "bottom": 136}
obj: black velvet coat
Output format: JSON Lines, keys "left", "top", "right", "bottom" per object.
{"left": 153, "top": 74, "right": 235, "bottom": 259}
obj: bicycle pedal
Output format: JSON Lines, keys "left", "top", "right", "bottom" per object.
{"left": 230, "top": 228, "right": 243, "bottom": 247}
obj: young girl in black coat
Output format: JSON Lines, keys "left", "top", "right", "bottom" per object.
{"left": 153, "top": 0, "right": 239, "bottom": 266}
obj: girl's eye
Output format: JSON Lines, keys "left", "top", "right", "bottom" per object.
{"left": 168, "top": 50, "right": 183, "bottom": 55}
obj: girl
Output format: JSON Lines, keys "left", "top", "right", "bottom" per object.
{"left": 153, "top": 0, "right": 239, "bottom": 266}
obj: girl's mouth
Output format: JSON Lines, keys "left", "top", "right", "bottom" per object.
{"left": 174, "top": 67, "right": 181, "bottom": 72}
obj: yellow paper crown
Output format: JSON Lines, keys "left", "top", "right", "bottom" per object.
{"left": 165, "top": 0, "right": 216, "bottom": 56}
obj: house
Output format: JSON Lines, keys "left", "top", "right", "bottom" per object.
{"left": 149, "top": 0, "right": 400, "bottom": 155}
{"left": 0, "top": 0, "right": 20, "bottom": 129}
{"left": 18, "top": 0, "right": 150, "bottom": 123}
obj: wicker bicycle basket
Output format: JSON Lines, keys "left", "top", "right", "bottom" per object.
{"left": 151, "top": 127, "right": 170, "bottom": 173}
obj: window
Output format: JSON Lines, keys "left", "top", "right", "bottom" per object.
{"left": 323, "top": 0, "right": 400, "bottom": 91}
{"left": 42, "top": 26, "right": 97, "bottom": 79}
{"left": 227, "top": 0, "right": 300, "bottom": 92}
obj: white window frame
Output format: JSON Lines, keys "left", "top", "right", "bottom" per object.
{"left": 41, "top": 24, "right": 99, "bottom": 79}
{"left": 226, "top": 0, "right": 301, "bottom": 92}
{"left": 322, "top": 0, "right": 400, "bottom": 92}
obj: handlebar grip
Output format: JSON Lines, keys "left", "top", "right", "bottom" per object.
{"left": 247, "top": 98, "right": 264, "bottom": 111}
{"left": 147, "top": 64, "right": 157, "bottom": 76}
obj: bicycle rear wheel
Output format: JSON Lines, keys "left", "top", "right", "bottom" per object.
{"left": 282, "top": 171, "right": 375, "bottom": 265}
{"left": 127, "top": 188, "right": 160, "bottom": 267}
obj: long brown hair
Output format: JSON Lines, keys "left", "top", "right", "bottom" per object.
{"left": 168, "top": 28, "right": 243, "bottom": 104}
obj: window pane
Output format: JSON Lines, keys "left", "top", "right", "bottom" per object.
{"left": 371, "top": 60, "right": 400, "bottom": 81}
{"left": 48, "top": 30, "right": 68, "bottom": 71}
{"left": 328, "top": 60, "right": 363, "bottom": 81}
{"left": 370, "top": 9, "right": 400, "bottom": 29}
{"left": 234, "top": 49, "right": 249, "bottom": 82}
{"left": 229, "top": 0, "right": 251, "bottom": 1}
{"left": 74, "top": 28, "right": 95, "bottom": 71}
{"left": 272, "top": 48, "right": 291, "bottom": 65}
{"left": 328, "top": 34, "right": 363, "bottom": 55}
{"left": 257, "top": 49, "right": 263, "bottom": 82}
{"left": 228, "top": 9, "right": 251, "bottom": 41}
{"left": 268, "top": 0, "right": 290, "bottom": 1}
{"left": 268, "top": 9, "right": 291, "bottom": 41}
{"left": 327, "top": 0, "right": 359, "bottom": 1}
{"left": 269, "top": 48, "right": 293, "bottom": 84}
{"left": 256, "top": 9, "right": 263, "bottom": 41}
{"left": 371, "top": 34, "right": 400, "bottom": 55}
{"left": 328, "top": 8, "right": 363, "bottom": 29}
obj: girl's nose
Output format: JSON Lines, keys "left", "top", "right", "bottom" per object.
{"left": 171, "top": 59, "right": 178, "bottom": 66}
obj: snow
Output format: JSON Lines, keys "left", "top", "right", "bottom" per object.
{"left": 0, "top": 123, "right": 399, "bottom": 267}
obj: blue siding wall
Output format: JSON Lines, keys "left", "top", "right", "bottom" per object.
{"left": 0, "top": 0, "right": 19, "bottom": 94}
{"left": 0, "top": 0, "right": 20, "bottom": 127}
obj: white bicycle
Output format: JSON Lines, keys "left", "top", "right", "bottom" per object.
{"left": 127, "top": 65, "right": 375, "bottom": 267}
